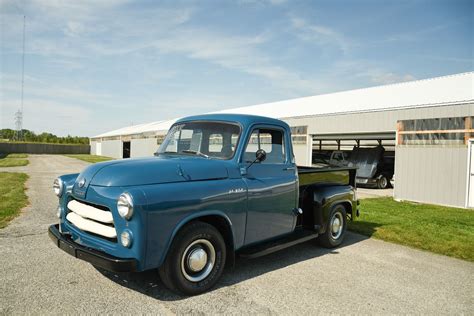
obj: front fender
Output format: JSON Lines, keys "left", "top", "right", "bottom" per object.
{"left": 156, "top": 210, "right": 235, "bottom": 267}
{"left": 59, "top": 173, "right": 79, "bottom": 190}
{"left": 58, "top": 173, "right": 79, "bottom": 205}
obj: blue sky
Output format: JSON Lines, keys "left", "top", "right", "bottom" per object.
{"left": 1, "top": 0, "right": 472, "bottom": 136}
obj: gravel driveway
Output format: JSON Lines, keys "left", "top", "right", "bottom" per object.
{"left": 1, "top": 155, "right": 473, "bottom": 314}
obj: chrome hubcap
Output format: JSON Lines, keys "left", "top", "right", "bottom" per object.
{"left": 330, "top": 212, "right": 343, "bottom": 239}
{"left": 181, "top": 239, "right": 216, "bottom": 282}
{"left": 187, "top": 248, "right": 208, "bottom": 272}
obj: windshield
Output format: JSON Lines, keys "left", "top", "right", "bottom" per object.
{"left": 157, "top": 121, "right": 241, "bottom": 159}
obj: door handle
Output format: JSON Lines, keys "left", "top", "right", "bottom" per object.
{"left": 284, "top": 167, "right": 296, "bottom": 171}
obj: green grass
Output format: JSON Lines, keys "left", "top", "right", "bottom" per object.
{"left": 0, "top": 154, "right": 29, "bottom": 167}
{"left": 0, "top": 172, "right": 29, "bottom": 229}
{"left": 65, "top": 154, "right": 114, "bottom": 163}
{"left": 349, "top": 197, "right": 474, "bottom": 262}
{"left": 6, "top": 153, "right": 28, "bottom": 158}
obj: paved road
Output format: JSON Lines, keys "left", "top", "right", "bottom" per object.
{"left": 1, "top": 155, "right": 473, "bottom": 314}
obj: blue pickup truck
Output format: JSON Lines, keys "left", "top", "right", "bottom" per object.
{"left": 49, "top": 114, "right": 359, "bottom": 295}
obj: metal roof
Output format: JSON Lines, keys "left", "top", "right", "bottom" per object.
{"left": 92, "top": 72, "right": 473, "bottom": 139}
{"left": 216, "top": 72, "right": 473, "bottom": 118}
{"left": 93, "top": 119, "right": 177, "bottom": 138}
{"left": 175, "top": 113, "right": 289, "bottom": 127}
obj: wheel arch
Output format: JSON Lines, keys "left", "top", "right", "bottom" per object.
{"left": 311, "top": 185, "right": 355, "bottom": 233}
{"left": 159, "top": 210, "right": 236, "bottom": 268}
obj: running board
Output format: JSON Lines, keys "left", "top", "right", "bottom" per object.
{"left": 238, "top": 230, "right": 319, "bottom": 259}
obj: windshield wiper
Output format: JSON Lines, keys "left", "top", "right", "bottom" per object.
{"left": 181, "top": 150, "right": 209, "bottom": 158}
{"left": 154, "top": 151, "right": 178, "bottom": 156}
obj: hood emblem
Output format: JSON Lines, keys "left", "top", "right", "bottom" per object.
{"left": 78, "top": 178, "right": 86, "bottom": 188}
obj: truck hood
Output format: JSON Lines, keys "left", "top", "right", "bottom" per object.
{"left": 73, "top": 156, "right": 229, "bottom": 193}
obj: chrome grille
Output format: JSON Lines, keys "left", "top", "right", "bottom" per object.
{"left": 66, "top": 199, "right": 117, "bottom": 239}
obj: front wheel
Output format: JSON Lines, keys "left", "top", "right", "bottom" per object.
{"left": 377, "top": 175, "right": 389, "bottom": 189}
{"left": 317, "top": 204, "right": 347, "bottom": 248}
{"left": 159, "top": 221, "right": 226, "bottom": 296}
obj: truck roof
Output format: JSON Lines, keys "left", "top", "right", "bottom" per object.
{"left": 175, "top": 113, "right": 289, "bottom": 129}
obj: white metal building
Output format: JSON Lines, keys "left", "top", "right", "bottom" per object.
{"left": 90, "top": 72, "right": 474, "bottom": 208}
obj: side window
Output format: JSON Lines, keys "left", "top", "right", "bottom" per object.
{"left": 244, "top": 128, "right": 286, "bottom": 164}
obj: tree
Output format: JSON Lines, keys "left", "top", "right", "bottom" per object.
{"left": 0, "top": 129, "right": 89, "bottom": 144}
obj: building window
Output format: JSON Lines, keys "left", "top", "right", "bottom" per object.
{"left": 397, "top": 116, "right": 473, "bottom": 146}
{"left": 290, "top": 125, "right": 307, "bottom": 144}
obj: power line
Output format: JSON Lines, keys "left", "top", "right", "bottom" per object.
{"left": 21, "top": 15, "right": 25, "bottom": 114}
{"left": 14, "top": 15, "right": 26, "bottom": 141}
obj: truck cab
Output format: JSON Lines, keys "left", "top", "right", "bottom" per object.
{"left": 49, "top": 114, "right": 358, "bottom": 295}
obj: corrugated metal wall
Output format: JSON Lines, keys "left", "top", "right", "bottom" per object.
{"left": 394, "top": 146, "right": 468, "bottom": 208}
{"left": 101, "top": 140, "right": 122, "bottom": 159}
{"left": 90, "top": 141, "right": 97, "bottom": 155}
{"left": 131, "top": 138, "right": 158, "bottom": 158}
{"left": 285, "top": 102, "right": 474, "bottom": 208}
{"left": 292, "top": 143, "right": 310, "bottom": 166}
{"left": 283, "top": 103, "right": 473, "bottom": 134}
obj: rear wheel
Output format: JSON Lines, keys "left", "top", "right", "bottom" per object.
{"left": 317, "top": 204, "right": 347, "bottom": 248}
{"left": 159, "top": 221, "right": 226, "bottom": 296}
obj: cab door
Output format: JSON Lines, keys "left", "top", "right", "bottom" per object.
{"left": 241, "top": 126, "right": 298, "bottom": 245}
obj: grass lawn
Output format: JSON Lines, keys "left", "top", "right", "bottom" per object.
{"left": 0, "top": 172, "right": 29, "bottom": 229}
{"left": 6, "top": 153, "right": 28, "bottom": 158}
{"left": 65, "top": 154, "right": 114, "bottom": 163}
{"left": 349, "top": 197, "right": 474, "bottom": 262}
{"left": 0, "top": 154, "right": 29, "bottom": 167}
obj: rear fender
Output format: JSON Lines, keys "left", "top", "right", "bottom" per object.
{"left": 311, "top": 185, "right": 356, "bottom": 234}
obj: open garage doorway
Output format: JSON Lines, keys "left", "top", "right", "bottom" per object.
{"left": 312, "top": 132, "right": 396, "bottom": 189}
{"left": 123, "top": 141, "right": 131, "bottom": 158}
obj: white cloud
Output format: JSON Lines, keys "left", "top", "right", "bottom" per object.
{"left": 1, "top": 74, "right": 113, "bottom": 103}
{"left": 148, "top": 29, "right": 316, "bottom": 92}
{"left": 331, "top": 60, "right": 416, "bottom": 86}
{"left": 238, "top": 0, "right": 287, "bottom": 5}
{"left": 289, "top": 16, "right": 354, "bottom": 53}
{"left": 368, "top": 72, "right": 416, "bottom": 85}
{"left": 1, "top": 97, "right": 92, "bottom": 135}
{"left": 2, "top": 1, "right": 318, "bottom": 94}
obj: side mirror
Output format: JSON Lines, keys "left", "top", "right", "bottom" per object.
{"left": 255, "top": 149, "right": 266, "bottom": 162}
{"left": 245, "top": 149, "right": 266, "bottom": 173}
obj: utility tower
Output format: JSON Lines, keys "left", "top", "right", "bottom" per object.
{"left": 13, "top": 110, "right": 23, "bottom": 140}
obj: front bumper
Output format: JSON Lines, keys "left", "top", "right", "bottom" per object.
{"left": 356, "top": 177, "right": 377, "bottom": 187}
{"left": 48, "top": 224, "right": 138, "bottom": 272}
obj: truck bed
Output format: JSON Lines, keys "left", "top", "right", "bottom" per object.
{"left": 298, "top": 165, "right": 357, "bottom": 188}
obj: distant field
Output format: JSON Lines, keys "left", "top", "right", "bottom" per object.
{"left": 65, "top": 154, "right": 114, "bottom": 163}
{"left": 349, "top": 197, "right": 474, "bottom": 262}
{"left": 0, "top": 172, "right": 29, "bottom": 228}
{"left": 0, "top": 154, "right": 29, "bottom": 167}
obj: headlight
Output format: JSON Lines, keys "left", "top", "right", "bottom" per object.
{"left": 120, "top": 230, "right": 132, "bottom": 248}
{"left": 117, "top": 193, "right": 134, "bottom": 220}
{"left": 53, "top": 178, "right": 64, "bottom": 197}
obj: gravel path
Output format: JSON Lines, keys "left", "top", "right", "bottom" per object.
{"left": 0, "top": 155, "right": 473, "bottom": 314}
